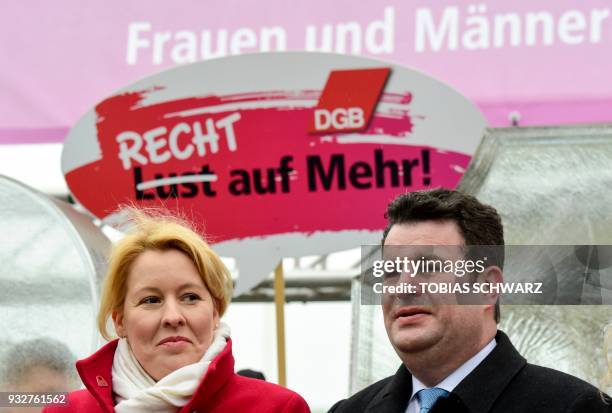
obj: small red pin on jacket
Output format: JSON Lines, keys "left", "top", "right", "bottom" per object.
{"left": 95, "top": 375, "right": 108, "bottom": 387}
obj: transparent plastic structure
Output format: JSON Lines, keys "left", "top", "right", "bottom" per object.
{"left": 350, "top": 125, "right": 612, "bottom": 394}
{"left": 0, "top": 175, "right": 110, "bottom": 388}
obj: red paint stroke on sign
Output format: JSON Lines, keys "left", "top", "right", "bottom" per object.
{"left": 66, "top": 89, "right": 466, "bottom": 243}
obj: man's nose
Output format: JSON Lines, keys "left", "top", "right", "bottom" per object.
{"left": 401, "top": 270, "right": 423, "bottom": 294}
{"left": 384, "top": 271, "right": 422, "bottom": 304}
{"left": 161, "top": 300, "right": 186, "bottom": 327}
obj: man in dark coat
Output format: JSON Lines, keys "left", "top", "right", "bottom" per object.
{"left": 330, "top": 189, "right": 611, "bottom": 413}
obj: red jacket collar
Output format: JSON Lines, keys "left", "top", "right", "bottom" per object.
{"left": 77, "top": 338, "right": 235, "bottom": 412}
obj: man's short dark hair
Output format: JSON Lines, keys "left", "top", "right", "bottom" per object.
{"left": 382, "top": 188, "right": 504, "bottom": 323}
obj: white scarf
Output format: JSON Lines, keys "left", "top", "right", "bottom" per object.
{"left": 112, "top": 323, "right": 231, "bottom": 413}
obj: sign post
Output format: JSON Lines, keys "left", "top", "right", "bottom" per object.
{"left": 274, "top": 261, "right": 287, "bottom": 386}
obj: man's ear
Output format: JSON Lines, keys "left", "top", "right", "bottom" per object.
{"left": 481, "top": 265, "right": 504, "bottom": 306}
{"left": 112, "top": 309, "right": 126, "bottom": 338}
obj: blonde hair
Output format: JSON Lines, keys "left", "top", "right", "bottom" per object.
{"left": 97, "top": 209, "right": 233, "bottom": 340}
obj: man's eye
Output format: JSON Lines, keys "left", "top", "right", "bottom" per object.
{"left": 383, "top": 271, "right": 399, "bottom": 279}
{"left": 140, "top": 296, "right": 161, "bottom": 305}
{"left": 182, "top": 293, "right": 201, "bottom": 302}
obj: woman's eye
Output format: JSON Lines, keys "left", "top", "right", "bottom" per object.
{"left": 182, "top": 293, "right": 201, "bottom": 302}
{"left": 140, "top": 296, "right": 161, "bottom": 305}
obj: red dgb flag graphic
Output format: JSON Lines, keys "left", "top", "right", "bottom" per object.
{"left": 310, "top": 67, "right": 391, "bottom": 134}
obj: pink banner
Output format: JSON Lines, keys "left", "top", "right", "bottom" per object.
{"left": 2, "top": 0, "right": 612, "bottom": 143}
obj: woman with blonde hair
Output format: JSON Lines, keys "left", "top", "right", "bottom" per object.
{"left": 45, "top": 211, "right": 310, "bottom": 413}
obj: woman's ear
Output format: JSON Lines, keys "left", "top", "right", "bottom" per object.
{"left": 112, "top": 309, "right": 126, "bottom": 339}
{"left": 213, "top": 307, "right": 220, "bottom": 329}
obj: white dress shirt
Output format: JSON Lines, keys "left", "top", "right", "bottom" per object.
{"left": 405, "top": 337, "right": 497, "bottom": 413}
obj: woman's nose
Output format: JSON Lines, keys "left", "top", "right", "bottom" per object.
{"left": 161, "top": 300, "right": 186, "bottom": 327}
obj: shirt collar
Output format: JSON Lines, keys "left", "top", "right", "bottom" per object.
{"left": 409, "top": 336, "right": 497, "bottom": 401}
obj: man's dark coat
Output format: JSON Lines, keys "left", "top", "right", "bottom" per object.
{"left": 329, "top": 331, "right": 610, "bottom": 413}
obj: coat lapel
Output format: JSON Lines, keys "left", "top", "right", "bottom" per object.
{"left": 180, "top": 338, "right": 235, "bottom": 413}
{"left": 76, "top": 340, "right": 119, "bottom": 413}
{"left": 75, "top": 338, "right": 236, "bottom": 413}
{"left": 365, "top": 331, "right": 525, "bottom": 413}
{"left": 364, "top": 365, "right": 413, "bottom": 413}
{"left": 450, "top": 331, "right": 526, "bottom": 413}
